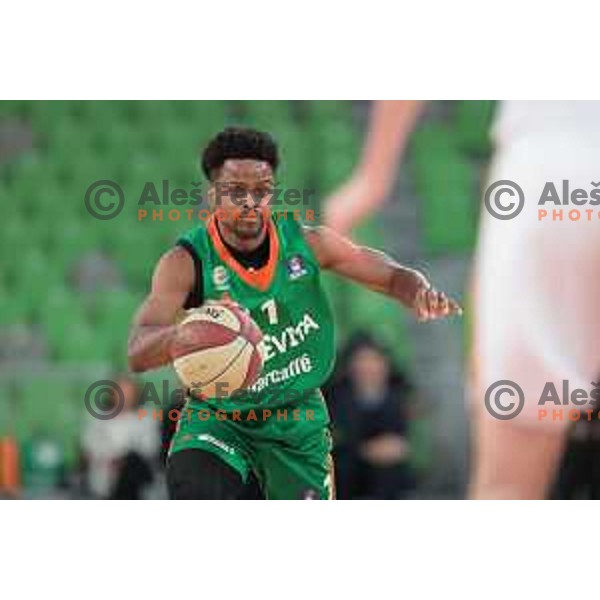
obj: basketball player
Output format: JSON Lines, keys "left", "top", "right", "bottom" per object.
{"left": 128, "top": 127, "right": 461, "bottom": 500}
{"left": 324, "top": 101, "right": 600, "bottom": 499}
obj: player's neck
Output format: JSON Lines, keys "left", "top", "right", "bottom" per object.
{"left": 216, "top": 218, "right": 268, "bottom": 253}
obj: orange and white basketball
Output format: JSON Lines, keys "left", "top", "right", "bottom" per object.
{"left": 170, "top": 301, "right": 264, "bottom": 398}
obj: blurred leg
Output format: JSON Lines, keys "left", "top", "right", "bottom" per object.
{"left": 167, "top": 449, "right": 247, "bottom": 499}
{"left": 469, "top": 405, "right": 567, "bottom": 499}
{"left": 470, "top": 150, "right": 600, "bottom": 500}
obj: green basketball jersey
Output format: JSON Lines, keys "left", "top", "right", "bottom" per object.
{"left": 176, "top": 213, "right": 336, "bottom": 416}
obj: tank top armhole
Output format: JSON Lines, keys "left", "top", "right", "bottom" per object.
{"left": 275, "top": 213, "right": 321, "bottom": 270}
{"left": 175, "top": 239, "right": 204, "bottom": 309}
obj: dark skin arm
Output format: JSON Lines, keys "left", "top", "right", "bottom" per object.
{"left": 128, "top": 222, "right": 460, "bottom": 374}
{"left": 303, "top": 225, "right": 461, "bottom": 321}
{"left": 127, "top": 247, "right": 195, "bottom": 372}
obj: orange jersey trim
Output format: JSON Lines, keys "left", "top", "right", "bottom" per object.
{"left": 207, "top": 215, "right": 279, "bottom": 292}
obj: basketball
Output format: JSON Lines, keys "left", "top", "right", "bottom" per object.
{"left": 170, "top": 301, "right": 264, "bottom": 398}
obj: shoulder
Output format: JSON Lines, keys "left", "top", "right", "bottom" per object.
{"left": 157, "top": 246, "right": 195, "bottom": 270}
{"left": 300, "top": 225, "right": 330, "bottom": 267}
{"left": 176, "top": 224, "right": 208, "bottom": 250}
{"left": 300, "top": 224, "right": 357, "bottom": 269}
{"left": 151, "top": 246, "right": 196, "bottom": 292}
{"left": 174, "top": 226, "right": 207, "bottom": 274}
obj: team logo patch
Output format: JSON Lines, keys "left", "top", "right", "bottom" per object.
{"left": 287, "top": 254, "right": 308, "bottom": 280}
{"left": 212, "top": 266, "right": 230, "bottom": 290}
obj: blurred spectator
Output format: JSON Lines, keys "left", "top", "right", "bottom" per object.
{"left": 80, "top": 375, "right": 159, "bottom": 499}
{"left": 21, "top": 431, "right": 67, "bottom": 496}
{"left": 325, "top": 332, "right": 416, "bottom": 499}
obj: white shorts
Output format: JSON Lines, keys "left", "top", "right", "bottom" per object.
{"left": 471, "top": 135, "right": 600, "bottom": 429}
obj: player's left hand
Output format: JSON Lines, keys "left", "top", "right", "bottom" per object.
{"left": 412, "top": 284, "right": 462, "bottom": 322}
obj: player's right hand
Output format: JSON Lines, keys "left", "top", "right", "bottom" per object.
{"left": 215, "top": 294, "right": 249, "bottom": 314}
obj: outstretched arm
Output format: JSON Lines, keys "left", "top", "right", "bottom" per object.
{"left": 128, "top": 247, "right": 195, "bottom": 372}
{"left": 324, "top": 100, "right": 423, "bottom": 234}
{"left": 303, "top": 225, "right": 461, "bottom": 321}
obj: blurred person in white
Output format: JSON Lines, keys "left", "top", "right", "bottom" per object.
{"left": 325, "top": 333, "right": 415, "bottom": 499}
{"left": 81, "top": 375, "right": 159, "bottom": 499}
{"left": 325, "top": 101, "right": 600, "bottom": 499}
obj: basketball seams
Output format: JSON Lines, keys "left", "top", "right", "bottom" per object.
{"left": 240, "top": 347, "right": 263, "bottom": 389}
{"left": 172, "top": 337, "right": 245, "bottom": 381}
{"left": 181, "top": 339, "right": 251, "bottom": 391}
{"left": 230, "top": 304, "right": 264, "bottom": 346}
{"left": 227, "top": 304, "right": 250, "bottom": 335}
{"left": 182, "top": 307, "right": 241, "bottom": 333}
{"left": 170, "top": 321, "right": 239, "bottom": 359}
{"left": 172, "top": 301, "right": 265, "bottom": 395}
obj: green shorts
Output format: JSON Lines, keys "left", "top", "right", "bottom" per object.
{"left": 168, "top": 392, "right": 335, "bottom": 500}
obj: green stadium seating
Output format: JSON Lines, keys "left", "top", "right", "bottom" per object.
{"left": 3, "top": 284, "right": 40, "bottom": 325}
{"left": 412, "top": 124, "right": 479, "bottom": 254}
{"left": 0, "top": 99, "right": 412, "bottom": 362}
{"left": 0, "top": 100, "right": 494, "bottom": 485}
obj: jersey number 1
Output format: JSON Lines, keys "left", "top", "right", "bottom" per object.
{"left": 260, "top": 298, "right": 278, "bottom": 325}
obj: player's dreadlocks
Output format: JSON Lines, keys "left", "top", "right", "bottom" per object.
{"left": 201, "top": 126, "right": 279, "bottom": 180}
